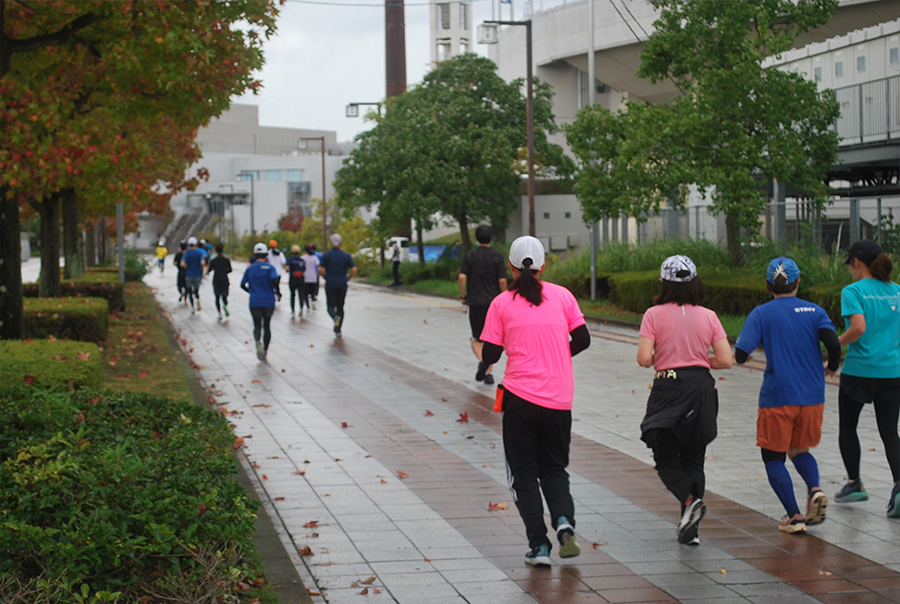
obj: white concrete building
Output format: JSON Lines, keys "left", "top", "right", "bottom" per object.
{"left": 430, "top": 0, "right": 473, "bottom": 67}
{"left": 152, "top": 104, "right": 355, "bottom": 249}
{"left": 485, "top": 0, "right": 900, "bottom": 249}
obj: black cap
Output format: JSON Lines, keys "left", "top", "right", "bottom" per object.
{"left": 845, "top": 239, "right": 881, "bottom": 265}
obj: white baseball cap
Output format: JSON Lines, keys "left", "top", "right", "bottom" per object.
{"left": 660, "top": 255, "right": 697, "bottom": 282}
{"left": 253, "top": 242, "right": 267, "bottom": 254}
{"left": 187, "top": 236, "right": 198, "bottom": 246}
{"left": 508, "top": 236, "right": 545, "bottom": 271}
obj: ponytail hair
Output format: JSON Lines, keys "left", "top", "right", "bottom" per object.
{"left": 510, "top": 258, "right": 544, "bottom": 306}
{"left": 869, "top": 253, "right": 894, "bottom": 282}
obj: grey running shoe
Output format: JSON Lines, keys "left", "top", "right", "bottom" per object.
{"left": 256, "top": 341, "right": 265, "bottom": 361}
{"left": 556, "top": 516, "right": 580, "bottom": 558}
{"left": 835, "top": 480, "right": 868, "bottom": 503}
{"left": 524, "top": 544, "right": 551, "bottom": 567}
{"left": 779, "top": 513, "right": 807, "bottom": 534}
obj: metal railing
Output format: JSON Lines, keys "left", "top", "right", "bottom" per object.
{"left": 833, "top": 74, "right": 900, "bottom": 146}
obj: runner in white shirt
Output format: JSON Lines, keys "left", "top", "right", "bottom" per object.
{"left": 266, "top": 239, "right": 288, "bottom": 303}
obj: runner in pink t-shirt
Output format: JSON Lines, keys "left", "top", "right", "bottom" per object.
{"left": 480, "top": 236, "right": 590, "bottom": 568}
{"left": 637, "top": 255, "right": 732, "bottom": 547}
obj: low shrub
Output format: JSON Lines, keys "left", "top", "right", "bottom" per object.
{"left": 0, "top": 386, "right": 260, "bottom": 602}
{"left": 399, "top": 258, "right": 464, "bottom": 285}
{"left": 24, "top": 297, "right": 109, "bottom": 342}
{"left": 98, "top": 248, "right": 151, "bottom": 281}
{"left": 23, "top": 280, "right": 125, "bottom": 312}
{"left": 0, "top": 340, "right": 102, "bottom": 389}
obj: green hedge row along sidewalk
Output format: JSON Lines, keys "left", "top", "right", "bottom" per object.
{"left": 23, "top": 280, "right": 125, "bottom": 313}
{"left": 23, "top": 297, "right": 109, "bottom": 342}
{"left": 0, "top": 385, "right": 263, "bottom": 603}
{"left": 0, "top": 340, "right": 102, "bottom": 389}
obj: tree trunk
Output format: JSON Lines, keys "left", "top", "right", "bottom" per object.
{"left": 97, "top": 219, "right": 107, "bottom": 265}
{"left": 0, "top": 190, "right": 24, "bottom": 339}
{"left": 62, "top": 188, "right": 83, "bottom": 279}
{"left": 416, "top": 223, "right": 425, "bottom": 265}
{"left": 33, "top": 193, "right": 61, "bottom": 297}
{"left": 725, "top": 211, "right": 743, "bottom": 267}
{"left": 83, "top": 227, "right": 96, "bottom": 268}
{"left": 458, "top": 213, "right": 471, "bottom": 254}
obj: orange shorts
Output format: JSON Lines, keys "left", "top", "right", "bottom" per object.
{"left": 756, "top": 404, "right": 824, "bottom": 451}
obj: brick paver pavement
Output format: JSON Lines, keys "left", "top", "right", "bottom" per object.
{"left": 130, "top": 257, "right": 900, "bottom": 604}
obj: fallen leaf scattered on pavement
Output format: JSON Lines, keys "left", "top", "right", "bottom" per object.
{"left": 274, "top": 497, "right": 285, "bottom": 501}
{"left": 591, "top": 542, "right": 607, "bottom": 549}
{"left": 304, "top": 520, "right": 319, "bottom": 528}
{"left": 397, "top": 471, "right": 409, "bottom": 479}
{"left": 252, "top": 380, "right": 261, "bottom": 384}
{"left": 488, "top": 501, "right": 508, "bottom": 511}
{"left": 294, "top": 470, "right": 306, "bottom": 475}
{"left": 360, "top": 577, "right": 375, "bottom": 584}
{"left": 424, "top": 410, "right": 434, "bottom": 416}
{"left": 298, "top": 546, "right": 314, "bottom": 556}
{"left": 359, "top": 588, "right": 368, "bottom": 595}
{"left": 341, "top": 422, "right": 349, "bottom": 428}
{"left": 457, "top": 412, "right": 469, "bottom": 422}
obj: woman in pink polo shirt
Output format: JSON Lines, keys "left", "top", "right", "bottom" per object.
{"left": 637, "top": 255, "right": 732, "bottom": 546}
{"left": 480, "top": 236, "right": 591, "bottom": 568}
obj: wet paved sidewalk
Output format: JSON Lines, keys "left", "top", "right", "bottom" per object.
{"left": 136, "top": 259, "right": 900, "bottom": 604}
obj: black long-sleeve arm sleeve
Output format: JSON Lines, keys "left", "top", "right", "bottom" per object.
{"left": 820, "top": 327, "right": 841, "bottom": 372}
{"left": 735, "top": 347, "right": 750, "bottom": 364}
{"left": 569, "top": 324, "right": 591, "bottom": 357}
{"left": 480, "top": 324, "right": 591, "bottom": 365}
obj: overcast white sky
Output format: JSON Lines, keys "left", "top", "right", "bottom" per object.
{"left": 232, "top": 0, "right": 563, "bottom": 142}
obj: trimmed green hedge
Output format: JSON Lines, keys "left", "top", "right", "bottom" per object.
{"left": 0, "top": 340, "right": 102, "bottom": 389}
{"left": 23, "top": 280, "right": 125, "bottom": 312}
{"left": 0, "top": 386, "right": 259, "bottom": 602}
{"left": 24, "top": 297, "right": 109, "bottom": 342}
{"left": 605, "top": 269, "right": 844, "bottom": 328}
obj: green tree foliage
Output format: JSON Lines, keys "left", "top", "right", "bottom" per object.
{"left": 335, "top": 54, "right": 573, "bottom": 260}
{"left": 565, "top": 0, "right": 841, "bottom": 266}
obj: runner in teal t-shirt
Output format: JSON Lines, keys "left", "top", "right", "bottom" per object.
{"left": 836, "top": 239, "right": 900, "bottom": 517}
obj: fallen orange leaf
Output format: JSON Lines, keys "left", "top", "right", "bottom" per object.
{"left": 304, "top": 520, "right": 319, "bottom": 528}
{"left": 424, "top": 410, "right": 434, "bottom": 416}
{"left": 298, "top": 545, "right": 314, "bottom": 556}
{"left": 397, "top": 471, "right": 409, "bottom": 479}
{"left": 457, "top": 411, "right": 469, "bottom": 422}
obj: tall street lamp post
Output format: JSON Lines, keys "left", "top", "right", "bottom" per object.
{"left": 346, "top": 102, "right": 383, "bottom": 118}
{"left": 298, "top": 137, "right": 328, "bottom": 250}
{"left": 479, "top": 20, "right": 535, "bottom": 236}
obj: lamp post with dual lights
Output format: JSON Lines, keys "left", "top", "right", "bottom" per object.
{"left": 235, "top": 171, "right": 256, "bottom": 238}
{"left": 478, "top": 19, "right": 535, "bottom": 237}
{"left": 298, "top": 137, "right": 328, "bottom": 250}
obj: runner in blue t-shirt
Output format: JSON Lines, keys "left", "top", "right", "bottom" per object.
{"left": 835, "top": 239, "right": 900, "bottom": 516}
{"left": 285, "top": 245, "right": 307, "bottom": 318}
{"left": 318, "top": 233, "right": 357, "bottom": 336}
{"left": 735, "top": 257, "right": 841, "bottom": 534}
{"left": 241, "top": 243, "right": 279, "bottom": 361}
{"left": 179, "top": 237, "right": 207, "bottom": 314}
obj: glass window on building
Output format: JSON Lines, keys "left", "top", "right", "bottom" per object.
{"left": 460, "top": 3, "right": 467, "bottom": 30}
{"left": 286, "top": 169, "right": 303, "bottom": 182}
{"left": 437, "top": 42, "right": 450, "bottom": 62}
{"left": 565, "top": 212, "right": 572, "bottom": 219}
{"left": 835, "top": 61, "right": 843, "bottom": 77}
{"left": 543, "top": 212, "right": 550, "bottom": 219}
{"left": 891, "top": 48, "right": 899, "bottom": 64}
{"left": 239, "top": 170, "right": 259, "bottom": 181}
{"left": 460, "top": 41, "right": 467, "bottom": 54}
{"left": 857, "top": 56, "right": 866, "bottom": 72}
{"left": 266, "top": 170, "right": 280, "bottom": 181}
{"left": 814, "top": 66, "right": 822, "bottom": 82}
{"left": 438, "top": 3, "right": 450, "bottom": 29}
{"left": 287, "top": 182, "right": 312, "bottom": 215}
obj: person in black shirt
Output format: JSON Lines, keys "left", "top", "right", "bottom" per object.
{"left": 173, "top": 240, "right": 187, "bottom": 304}
{"left": 459, "top": 225, "right": 508, "bottom": 384}
{"left": 206, "top": 243, "right": 233, "bottom": 320}
{"left": 286, "top": 245, "right": 307, "bottom": 318}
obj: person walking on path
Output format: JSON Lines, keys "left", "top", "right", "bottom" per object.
{"left": 266, "top": 239, "right": 287, "bottom": 303}
{"left": 389, "top": 240, "right": 402, "bottom": 287}
{"left": 835, "top": 239, "right": 900, "bottom": 517}
{"left": 637, "top": 255, "right": 732, "bottom": 546}
{"left": 207, "top": 243, "right": 233, "bottom": 321}
{"left": 459, "top": 225, "right": 508, "bottom": 385}
{"left": 318, "top": 233, "right": 357, "bottom": 336}
{"left": 286, "top": 245, "right": 307, "bottom": 318}
{"left": 155, "top": 241, "right": 168, "bottom": 273}
{"left": 241, "top": 242, "right": 279, "bottom": 361}
{"left": 174, "top": 240, "right": 187, "bottom": 303}
{"left": 735, "top": 257, "right": 841, "bottom": 534}
{"left": 479, "top": 236, "right": 590, "bottom": 567}
{"left": 180, "top": 237, "right": 206, "bottom": 314}
{"left": 302, "top": 244, "right": 319, "bottom": 311}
